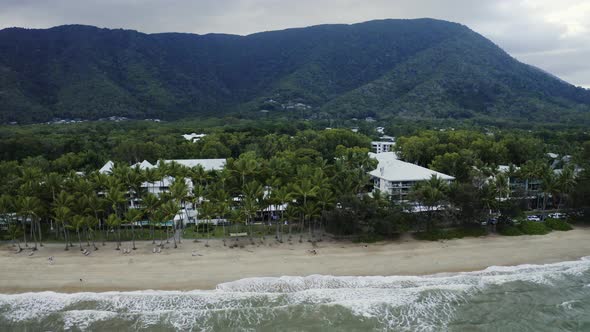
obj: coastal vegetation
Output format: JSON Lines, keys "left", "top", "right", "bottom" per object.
{"left": 0, "top": 118, "right": 588, "bottom": 250}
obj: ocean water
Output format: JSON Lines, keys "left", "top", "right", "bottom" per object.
{"left": 1, "top": 258, "right": 590, "bottom": 331}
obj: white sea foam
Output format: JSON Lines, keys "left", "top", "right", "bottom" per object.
{"left": 62, "top": 310, "right": 118, "bottom": 331}
{"left": 218, "top": 256, "right": 590, "bottom": 292}
{"left": 1, "top": 257, "right": 589, "bottom": 331}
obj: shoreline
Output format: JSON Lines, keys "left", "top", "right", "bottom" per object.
{"left": 1, "top": 227, "right": 589, "bottom": 294}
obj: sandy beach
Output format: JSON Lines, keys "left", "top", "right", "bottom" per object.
{"left": 1, "top": 228, "right": 589, "bottom": 293}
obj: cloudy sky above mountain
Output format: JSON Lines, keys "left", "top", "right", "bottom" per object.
{"left": 1, "top": 0, "right": 588, "bottom": 88}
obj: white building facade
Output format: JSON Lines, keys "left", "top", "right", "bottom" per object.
{"left": 98, "top": 159, "right": 226, "bottom": 225}
{"left": 369, "top": 152, "right": 454, "bottom": 202}
{"left": 371, "top": 141, "right": 395, "bottom": 154}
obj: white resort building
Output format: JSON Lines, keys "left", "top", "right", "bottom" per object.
{"left": 369, "top": 152, "right": 454, "bottom": 202}
{"left": 371, "top": 141, "right": 395, "bottom": 154}
{"left": 98, "top": 159, "right": 226, "bottom": 225}
{"left": 182, "top": 133, "right": 207, "bottom": 142}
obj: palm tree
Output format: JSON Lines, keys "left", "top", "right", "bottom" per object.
{"left": 558, "top": 166, "right": 577, "bottom": 210}
{"left": 44, "top": 172, "right": 63, "bottom": 235}
{"left": 300, "top": 201, "right": 321, "bottom": 241}
{"left": 126, "top": 166, "right": 145, "bottom": 209}
{"left": 106, "top": 214, "right": 122, "bottom": 250}
{"left": 284, "top": 205, "right": 298, "bottom": 241}
{"left": 493, "top": 172, "right": 511, "bottom": 201}
{"left": 53, "top": 190, "right": 74, "bottom": 242}
{"left": 84, "top": 213, "right": 99, "bottom": 250}
{"left": 71, "top": 177, "right": 95, "bottom": 198}
{"left": 242, "top": 181, "right": 263, "bottom": 242}
{"left": 191, "top": 184, "right": 205, "bottom": 227}
{"left": 124, "top": 208, "right": 143, "bottom": 250}
{"left": 88, "top": 171, "right": 109, "bottom": 191}
{"left": 242, "top": 197, "right": 259, "bottom": 243}
{"left": 270, "top": 187, "right": 292, "bottom": 242}
{"left": 0, "top": 194, "right": 15, "bottom": 230}
{"left": 161, "top": 200, "right": 180, "bottom": 248}
{"left": 233, "top": 157, "right": 259, "bottom": 187}
{"left": 1, "top": 195, "right": 20, "bottom": 250}
{"left": 8, "top": 224, "right": 23, "bottom": 252}
{"left": 105, "top": 183, "right": 126, "bottom": 246}
{"left": 209, "top": 187, "right": 230, "bottom": 243}
{"left": 143, "top": 167, "right": 160, "bottom": 195}
{"left": 152, "top": 209, "right": 168, "bottom": 246}
{"left": 17, "top": 196, "right": 42, "bottom": 250}
{"left": 190, "top": 165, "right": 209, "bottom": 187}
{"left": 479, "top": 183, "right": 498, "bottom": 219}
{"left": 170, "top": 178, "right": 189, "bottom": 244}
{"left": 142, "top": 193, "right": 161, "bottom": 244}
{"left": 292, "top": 179, "right": 319, "bottom": 236}
{"left": 155, "top": 160, "right": 170, "bottom": 192}
{"left": 71, "top": 215, "right": 87, "bottom": 251}
{"left": 541, "top": 169, "right": 559, "bottom": 215}
{"left": 315, "top": 188, "right": 335, "bottom": 238}
{"left": 518, "top": 161, "right": 536, "bottom": 206}
{"left": 519, "top": 160, "right": 547, "bottom": 209}
{"left": 53, "top": 206, "right": 72, "bottom": 251}
{"left": 410, "top": 175, "right": 449, "bottom": 231}
{"left": 199, "top": 202, "right": 215, "bottom": 247}
{"left": 85, "top": 194, "right": 105, "bottom": 246}
{"left": 105, "top": 185, "right": 126, "bottom": 218}
{"left": 167, "top": 161, "right": 188, "bottom": 179}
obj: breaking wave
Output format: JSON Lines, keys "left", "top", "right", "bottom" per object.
{"left": 1, "top": 257, "right": 589, "bottom": 331}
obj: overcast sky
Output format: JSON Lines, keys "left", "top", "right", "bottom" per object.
{"left": 1, "top": 0, "right": 588, "bottom": 88}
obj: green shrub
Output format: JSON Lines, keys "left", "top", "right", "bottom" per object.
{"left": 414, "top": 227, "right": 487, "bottom": 241}
{"left": 519, "top": 221, "right": 550, "bottom": 235}
{"left": 414, "top": 229, "right": 446, "bottom": 241}
{"left": 498, "top": 224, "right": 523, "bottom": 236}
{"left": 353, "top": 234, "right": 386, "bottom": 243}
{"left": 545, "top": 218, "right": 573, "bottom": 231}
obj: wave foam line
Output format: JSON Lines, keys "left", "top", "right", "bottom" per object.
{"left": 0, "top": 257, "right": 588, "bottom": 331}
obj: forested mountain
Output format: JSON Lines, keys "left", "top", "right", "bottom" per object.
{"left": 1, "top": 19, "right": 589, "bottom": 123}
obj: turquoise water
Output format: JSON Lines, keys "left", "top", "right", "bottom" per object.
{"left": 1, "top": 258, "right": 590, "bottom": 331}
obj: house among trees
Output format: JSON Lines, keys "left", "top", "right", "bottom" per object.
{"left": 495, "top": 153, "right": 581, "bottom": 210}
{"left": 371, "top": 141, "right": 395, "bottom": 154}
{"left": 369, "top": 152, "right": 454, "bottom": 202}
{"left": 97, "top": 159, "right": 226, "bottom": 225}
{"left": 181, "top": 133, "right": 207, "bottom": 142}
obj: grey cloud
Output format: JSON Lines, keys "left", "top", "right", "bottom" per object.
{"left": 0, "top": 0, "right": 588, "bottom": 87}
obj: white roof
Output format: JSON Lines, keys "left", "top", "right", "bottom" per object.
{"left": 369, "top": 152, "right": 454, "bottom": 182}
{"left": 546, "top": 153, "right": 559, "bottom": 159}
{"left": 99, "top": 161, "right": 114, "bottom": 174}
{"left": 132, "top": 160, "right": 155, "bottom": 170}
{"left": 142, "top": 176, "right": 192, "bottom": 190}
{"left": 161, "top": 159, "right": 226, "bottom": 171}
{"left": 498, "top": 165, "right": 520, "bottom": 173}
{"left": 99, "top": 159, "right": 226, "bottom": 174}
{"left": 369, "top": 152, "right": 399, "bottom": 162}
{"left": 182, "top": 133, "right": 207, "bottom": 141}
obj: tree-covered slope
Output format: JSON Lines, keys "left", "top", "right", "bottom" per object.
{"left": 322, "top": 28, "right": 590, "bottom": 121}
{"left": 0, "top": 19, "right": 588, "bottom": 123}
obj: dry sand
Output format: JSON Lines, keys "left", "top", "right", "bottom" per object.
{"left": 1, "top": 228, "right": 589, "bottom": 293}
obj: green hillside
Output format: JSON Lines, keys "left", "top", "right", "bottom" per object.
{"left": 0, "top": 19, "right": 588, "bottom": 123}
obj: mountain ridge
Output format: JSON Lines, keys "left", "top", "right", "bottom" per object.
{"left": 0, "top": 18, "right": 588, "bottom": 123}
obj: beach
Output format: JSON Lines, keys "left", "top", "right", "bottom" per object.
{"left": 1, "top": 228, "right": 589, "bottom": 293}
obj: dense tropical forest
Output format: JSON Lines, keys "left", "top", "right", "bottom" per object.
{"left": 0, "top": 117, "right": 589, "bottom": 250}
{"left": 1, "top": 19, "right": 590, "bottom": 124}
